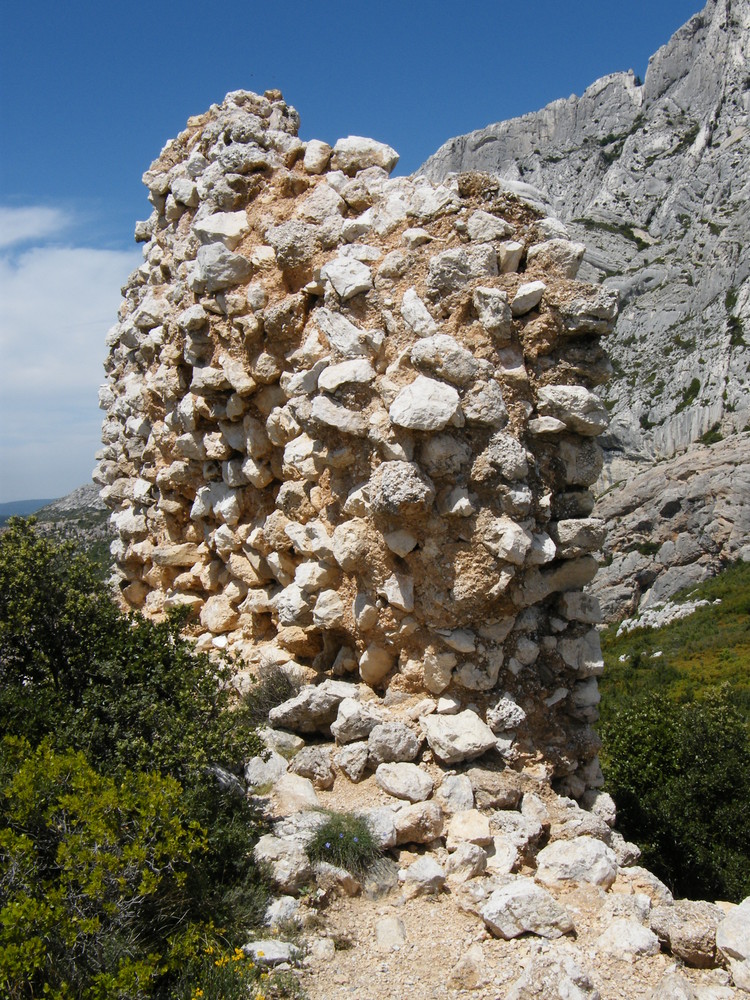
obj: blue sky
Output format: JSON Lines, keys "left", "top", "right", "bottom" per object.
{"left": 0, "top": 0, "right": 705, "bottom": 502}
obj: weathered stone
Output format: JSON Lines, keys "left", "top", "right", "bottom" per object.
{"left": 243, "top": 939, "right": 301, "bottom": 966}
{"left": 446, "top": 842, "right": 487, "bottom": 883}
{"left": 597, "top": 918, "right": 660, "bottom": 959}
{"left": 375, "top": 916, "right": 407, "bottom": 951}
{"left": 536, "top": 835, "right": 618, "bottom": 889}
{"left": 481, "top": 878, "right": 575, "bottom": 939}
{"left": 716, "top": 897, "right": 750, "bottom": 991}
{"left": 445, "top": 809, "right": 492, "bottom": 851}
{"left": 192, "top": 211, "right": 249, "bottom": 249}
{"left": 401, "top": 287, "right": 438, "bottom": 336}
{"left": 289, "top": 745, "right": 335, "bottom": 789}
{"left": 393, "top": 800, "right": 444, "bottom": 844}
{"left": 254, "top": 834, "right": 313, "bottom": 894}
{"left": 332, "top": 136, "right": 399, "bottom": 175}
{"left": 368, "top": 722, "right": 422, "bottom": 764}
{"left": 268, "top": 680, "right": 358, "bottom": 734}
{"left": 467, "top": 209, "right": 513, "bottom": 242}
{"left": 389, "top": 375, "right": 462, "bottom": 431}
{"left": 376, "top": 762, "right": 433, "bottom": 802}
{"left": 333, "top": 741, "right": 370, "bottom": 782}
{"left": 191, "top": 243, "right": 252, "bottom": 292}
{"left": 651, "top": 899, "right": 724, "bottom": 968}
{"left": 420, "top": 711, "right": 497, "bottom": 764}
{"left": 399, "top": 855, "right": 445, "bottom": 896}
{"left": 511, "top": 280, "right": 546, "bottom": 316}
{"left": 330, "top": 697, "right": 383, "bottom": 744}
{"left": 272, "top": 772, "right": 320, "bottom": 812}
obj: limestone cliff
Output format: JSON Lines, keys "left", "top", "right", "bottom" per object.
{"left": 421, "top": 0, "right": 750, "bottom": 474}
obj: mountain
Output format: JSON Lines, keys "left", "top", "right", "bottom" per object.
{"left": 5, "top": 484, "right": 114, "bottom": 572}
{"left": 0, "top": 498, "right": 56, "bottom": 526}
{"left": 421, "top": 0, "right": 750, "bottom": 481}
{"left": 420, "top": 0, "right": 750, "bottom": 618}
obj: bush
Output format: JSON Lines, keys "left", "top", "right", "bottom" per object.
{"left": 305, "top": 811, "right": 381, "bottom": 877}
{"left": 0, "top": 738, "right": 204, "bottom": 1000}
{"left": 0, "top": 521, "right": 273, "bottom": 998}
{"left": 600, "top": 686, "right": 750, "bottom": 901}
{"left": 0, "top": 517, "right": 262, "bottom": 780}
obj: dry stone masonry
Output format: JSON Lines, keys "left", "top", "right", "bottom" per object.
{"left": 96, "top": 88, "right": 618, "bottom": 796}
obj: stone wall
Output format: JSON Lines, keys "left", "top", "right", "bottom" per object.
{"left": 95, "top": 89, "right": 618, "bottom": 795}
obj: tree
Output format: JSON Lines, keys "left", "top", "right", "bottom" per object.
{"left": 600, "top": 687, "right": 750, "bottom": 901}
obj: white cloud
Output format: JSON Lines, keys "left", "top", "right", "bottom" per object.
{"left": 0, "top": 241, "right": 141, "bottom": 501}
{"left": 0, "top": 206, "right": 71, "bottom": 249}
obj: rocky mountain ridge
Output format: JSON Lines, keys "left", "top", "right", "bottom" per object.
{"left": 421, "top": 0, "right": 750, "bottom": 481}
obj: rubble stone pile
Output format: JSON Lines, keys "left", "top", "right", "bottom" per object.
{"left": 96, "top": 88, "right": 618, "bottom": 796}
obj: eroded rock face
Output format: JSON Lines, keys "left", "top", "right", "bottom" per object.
{"left": 96, "top": 88, "right": 616, "bottom": 794}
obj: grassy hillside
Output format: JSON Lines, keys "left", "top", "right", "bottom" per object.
{"left": 599, "top": 560, "right": 750, "bottom": 722}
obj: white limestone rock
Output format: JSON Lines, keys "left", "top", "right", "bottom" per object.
{"left": 597, "top": 917, "right": 660, "bottom": 959}
{"left": 192, "top": 211, "right": 249, "bottom": 249}
{"left": 511, "top": 280, "right": 546, "bottom": 316}
{"left": 467, "top": 209, "right": 513, "bottom": 242}
{"left": 717, "top": 897, "right": 750, "bottom": 990}
{"left": 272, "top": 772, "right": 320, "bottom": 813}
{"left": 330, "top": 698, "right": 383, "bottom": 744}
{"left": 399, "top": 855, "right": 446, "bottom": 896}
{"left": 268, "top": 680, "right": 359, "bottom": 734}
{"left": 368, "top": 721, "right": 422, "bottom": 764}
{"left": 332, "top": 136, "right": 399, "bottom": 175}
{"left": 401, "top": 287, "right": 438, "bottom": 336}
{"left": 389, "top": 375, "right": 462, "bottom": 431}
{"left": 420, "top": 710, "right": 497, "bottom": 764}
{"left": 473, "top": 286, "right": 513, "bottom": 341}
{"left": 537, "top": 384, "right": 609, "bottom": 436}
{"left": 334, "top": 741, "right": 370, "bottom": 782}
{"left": 481, "top": 878, "right": 575, "bottom": 939}
{"left": 536, "top": 835, "right": 618, "bottom": 889}
{"left": 320, "top": 256, "right": 373, "bottom": 300}
{"left": 445, "top": 809, "right": 492, "bottom": 850}
{"left": 302, "top": 139, "right": 332, "bottom": 174}
{"left": 376, "top": 762, "right": 434, "bottom": 802}
{"left": 254, "top": 834, "right": 313, "bottom": 894}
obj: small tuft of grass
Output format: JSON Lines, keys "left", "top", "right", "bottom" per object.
{"left": 242, "top": 665, "right": 302, "bottom": 725}
{"left": 305, "top": 811, "right": 381, "bottom": 877}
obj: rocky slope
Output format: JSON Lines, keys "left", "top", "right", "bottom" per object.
{"left": 421, "top": 0, "right": 750, "bottom": 478}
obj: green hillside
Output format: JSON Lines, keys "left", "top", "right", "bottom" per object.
{"left": 599, "top": 560, "right": 750, "bottom": 721}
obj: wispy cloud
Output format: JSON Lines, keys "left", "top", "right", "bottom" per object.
{"left": 0, "top": 206, "right": 71, "bottom": 249}
{"left": 0, "top": 229, "right": 141, "bottom": 502}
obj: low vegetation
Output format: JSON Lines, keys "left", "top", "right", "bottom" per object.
{"left": 0, "top": 518, "right": 280, "bottom": 1000}
{"left": 599, "top": 561, "right": 750, "bottom": 901}
{"left": 599, "top": 560, "right": 750, "bottom": 715}
{"left": 305, "top": 811, "right": 381, "bottom": 877}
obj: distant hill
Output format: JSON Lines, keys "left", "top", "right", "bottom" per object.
{"left": 0, "top": 498, "right": 56, "bottom": 526}
{"left": 1, "top": 484, "right": 114, "bottom": 575}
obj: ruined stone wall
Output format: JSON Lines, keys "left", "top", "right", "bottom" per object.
{"left": 95, "top": 89, "right": 618, "bottom": 796}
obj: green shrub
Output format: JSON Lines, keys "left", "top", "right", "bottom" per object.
{"left": 0, "top": 738, "right": 205, "bottom": 1000}
{"left": 600, "top": 687, "right": 750, "bottom": 901}
{"left": 305, "top": 811, "right": 380, "bottom": 877}
{"left": 0, "top": 521, "right": 273, "bottom": 996}
{"left": 0, "top": 517, "right": 262, "bottom": 780}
